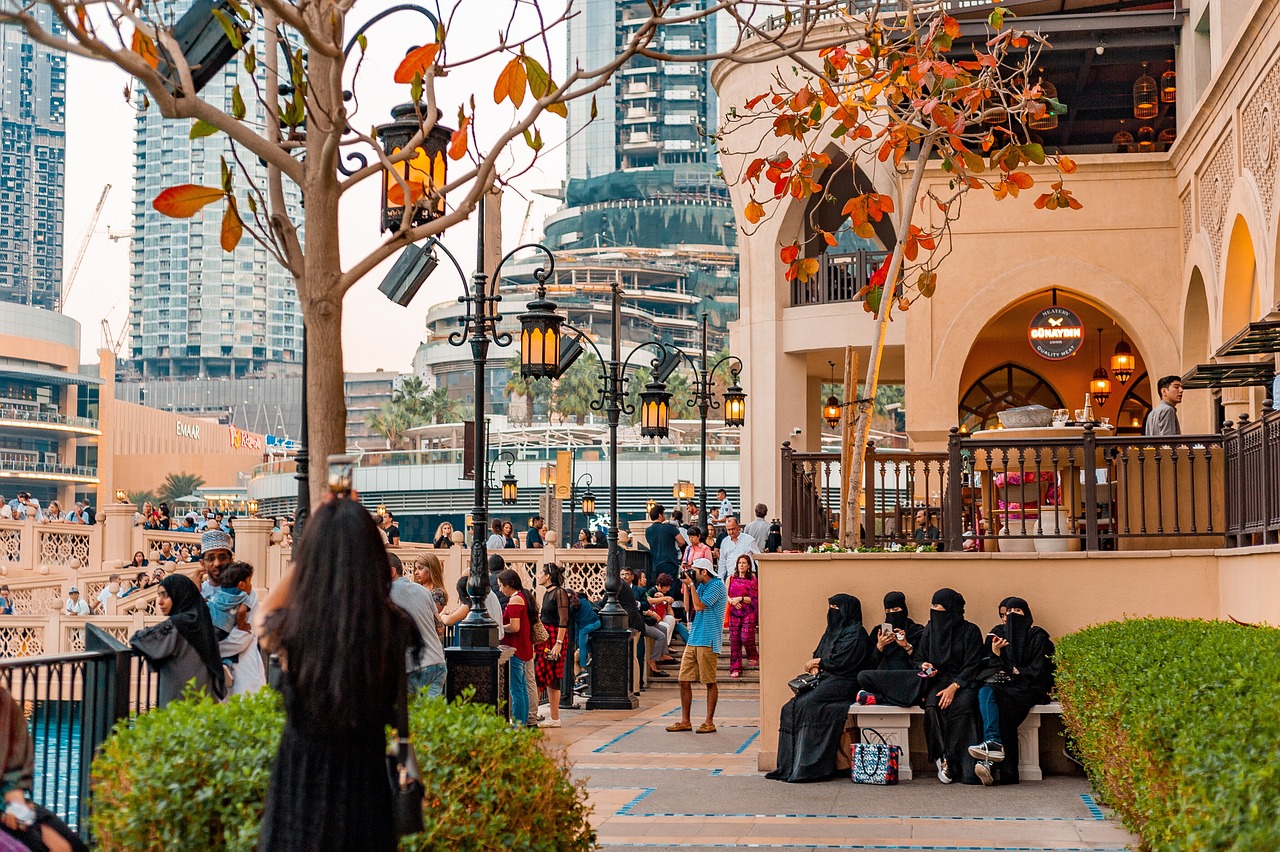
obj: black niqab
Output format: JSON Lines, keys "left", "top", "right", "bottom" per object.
{"left": 814, "top": 594, "right": 867, "bottom": 675}
{"left": 999, "top": 596, "right": 1035, "bottom": 668}
{"left": 160, "top": 574, "right": 225, "bottom": 697}
{"left": 883, "top": 591, "right": 909, "bottom": 631}
{"left": 923, "top": 587, "right": 970, "bottom": 671}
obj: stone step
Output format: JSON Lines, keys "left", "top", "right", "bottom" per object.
{"left": 643, "top": 676, "right": 761, "bottom": 691}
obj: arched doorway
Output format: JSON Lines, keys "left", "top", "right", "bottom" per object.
{"left": 1115, "top": 373, "right": 1153, "bottom": 434}
{"left": 1181, "top": 267, "right": 1215, "bottom": 433}
{"left": 959, "top": 364, "right": 1064, "bottom": 433}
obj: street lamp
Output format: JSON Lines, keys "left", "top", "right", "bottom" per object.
{"left": 666, "top": 313, "right": 747, "bottom": 526}
{"left": 519, "top": 280, "right": 678, "bottom": 710}
{"left": 485, "top": 450, "right": 519, "bottom": 506}
{"left": 569, "top": 472, "right": 594, "bottom": 546}
{"left": 114, "top": 489, "right": 127, "bottom": 503}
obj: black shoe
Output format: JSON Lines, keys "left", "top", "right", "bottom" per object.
{"left": 975, "top": 761, "right": 996, "bottom": 786}
{"left": 649, "top": 669, "right": 670, "bottom": 678}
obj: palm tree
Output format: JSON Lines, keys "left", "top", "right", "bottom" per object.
{"left": 391, "top": 375, "right": 432, "bottom": 423}
{"left": 424, "top": 387, "right": 462, "bottom": 424}
{"left": 368, "top": 404, "right": 413, "bottom": 448}
{"left": 553, "top": 354, "right": 601, "bottom": 424}
{"left": 157, "top": 472, "right": 206, "bottom": 504}
{"left": 504, "top": 357, "right": 549, "bottom": 424}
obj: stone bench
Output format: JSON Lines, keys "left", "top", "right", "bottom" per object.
{"left": 847, "top": 702, "right": 1061, "bottom": 781}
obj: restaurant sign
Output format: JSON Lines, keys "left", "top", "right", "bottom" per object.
{"left": 1028, "top": 307, "right": 1084, "bottom": 360}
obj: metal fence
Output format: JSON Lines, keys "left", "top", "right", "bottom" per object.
{"left": 779, "top": 421, "right": 1276, "bottom": 552}
{"left": 0, "top": 625, "right": 157, "bottom": 841}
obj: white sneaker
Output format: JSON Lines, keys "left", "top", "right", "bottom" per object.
{"left": 538, "top": 718, "right": 562, "bottom": 728}
{"left": 936, "top": 758, "right": 953, "bottom": 784}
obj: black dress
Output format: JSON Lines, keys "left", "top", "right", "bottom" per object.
{"left": 982, "top": 602, "right": 1055, "bottom": 784}
{"left": 258, "top": 636, "right": 404, "bottom": 851}
{"left": 767, "top": 595, "right": 871, "bottom": 783}
{"left": 857, "top": 618, "right": 926, "bottom": 707}
{"left": 919, "top": 589, "right": 985, "bottom": 785}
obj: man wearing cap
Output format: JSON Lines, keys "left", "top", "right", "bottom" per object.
{"left": 62, "top": 587, "right": 90, "bottom": 616}
{"left": 200, "top": 529, "right": 235, "bottom": 600}
{"left": 666, "top": 557, "right": 728, "bottom": 735}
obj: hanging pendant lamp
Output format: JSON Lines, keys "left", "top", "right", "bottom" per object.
{"left": 1028, "top": 76, "right": 1059, "bottom": 131}
{"left": 1134, "top": 65, "right": 1158, "bottom": 119}
{"left": 1111, "top": 330, "right": 1135, "bottom": 385}
{"left": 1091, "top": 328, "right": 1112, "bottom": 406}
{"left": 1160, "top": 60, "right": 1177, "bottom": 103}
{"left": 822, "top": 360, "right": 842, "bottom": 429}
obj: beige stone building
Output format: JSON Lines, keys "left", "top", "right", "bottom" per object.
{"left": 714, "top": 0, "right": 1280, "bottom": 511}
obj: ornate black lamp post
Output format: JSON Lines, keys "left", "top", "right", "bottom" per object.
{"left": 568, "top": 472, "right": 595, "bottom": 546}
{"left": 519, "top": 281, "right": 675, "bottom": 710}
{"left": 486, "top": 450, "right": 519, "bottom": 506}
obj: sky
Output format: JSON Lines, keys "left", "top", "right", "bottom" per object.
{"left": 59, "top": 4, "right": 569, "bottom": 372}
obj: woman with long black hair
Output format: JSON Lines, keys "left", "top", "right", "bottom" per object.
{"left": 130, "top": 574, "right": 226, "bottom": 707}
{"left": 257, "top": 497, "right": 416, "bottom": 852}
{"left": 766, "top": 594, "right": 872, "bottom": 783}
{"left": 968, "top": 596, "right": 1055, "bottom": 785}
{"left": 918, "top": 588, "right": 985, "bottom": 785}
{"left": 535, "top": 562, "right": 572, "bottom": 728}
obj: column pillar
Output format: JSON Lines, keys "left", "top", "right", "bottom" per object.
{"left": 100, "top": 502, "right": 135, "bottom": 572}
{"left": 232, "top": 517, "right": 273, "bottom": 576}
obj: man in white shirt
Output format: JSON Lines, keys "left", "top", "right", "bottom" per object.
{"left": 62, "top": 587, "right": 90, "bottom": 616}
{"left": 716, "top": 516, "right": 760, "bottom": 580}
{"left": 742, "top": 503, "right": 771, "bottom": 545}
{"left": 716, "top": 489, "right": 734, "bottom": 521}
{"left": 96, "top": 574, "right": 121, "bottom": 612}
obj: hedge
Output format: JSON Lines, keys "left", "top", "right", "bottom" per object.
{"left": 90, "top": 688, "right": 595, "bottom": 851}
{"left": 1056, "top": 618, "right": 1280, "bottom": 850}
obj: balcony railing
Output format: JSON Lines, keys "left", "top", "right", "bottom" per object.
{"left": 789, "top": 250, "right": 889, "bottom": 308}
{"left": 0, "top": 454, "right": 97, "bottom": 480}
{"left": 781, "top": 413, "right": 1280, "bottom": 551}
{"left": 0, "top": 406, "right": 99, "bottom": 434}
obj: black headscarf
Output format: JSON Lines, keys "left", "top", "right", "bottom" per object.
{"left": 160, "top": 575, "right": 225, "bottom": 698}
{"left": 923, "top": 587, "right": 970, "bottom": 671}
{"left": 883, "top": 591, "right": 909, "bottom": 631}
{"left": 814, "top": 594, "right": 869, "bottom": 677}
{"left": 999, "top": 596, "right": 1035, "bottom": 668}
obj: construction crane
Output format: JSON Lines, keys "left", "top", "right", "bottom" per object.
{"left": 63, "top": 183, "right": 111, "bottom": 306}
{"left": 100, "top": 318, "right": 128, "bottom": 358}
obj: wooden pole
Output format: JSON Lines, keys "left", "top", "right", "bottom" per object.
{"left": 839, "top": 346, "right": 858, "bottom": 547}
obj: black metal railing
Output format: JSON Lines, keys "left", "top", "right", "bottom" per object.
{"left": 779, "top": 422, "right": 1278, "bottom": 552}
{"left": 1223, "top": 408, "right": 1280, "bottom": 546}
{"left": 0, "top": 624, "right": 149, "bottom": 840}
{"left": 789, "top": 250, "right": 889, "bottom": 308}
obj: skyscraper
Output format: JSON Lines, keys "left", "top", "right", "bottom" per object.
{"left": 128, "top": 11, "right": 303, "bottom": 378}
{"left": 0, "top": 9, "right": 67, "bottom": 311}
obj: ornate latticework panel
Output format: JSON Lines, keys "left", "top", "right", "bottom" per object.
{"left": 120, "top": 588, "right": 163, "bottom": 616}
{"left": 12, "top": 586, "right": 63, "bottom": 615}
{"left": 0, "top": 626, "right": 44, "bottom": 657}
{"left": 1181, "top": 190, "right": 1193, "bottom": 256}
{"left": 1242, "top": 62, "right": 1280, "bottom": 223}
{"left": 1197, "top": 132, "right": 1236, "bottom": 265}
{"left": 559, "top": 559, "right": 608, "bottom": 600}
{"left": 142, "top": 532, "right": 202, "bottom": 561}
{"left": 66, "top": 626, "right": 85, "bottom": 653}
{"left": 0, "top": 528, "right": 21, "bottom": 566}
{"left": 37, "top": 530, "right": 91, "bottom": 571}
{"left": 505, "top": 559, "right": 541, "bottom": 589}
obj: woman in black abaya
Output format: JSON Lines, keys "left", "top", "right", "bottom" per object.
{"left": 766, "top": 594, "right": 871, "bottom": 783}
{"left": 968, "top": 596, "right": 1055, "bottom": 785}
{"left": 856, "top": 591, "right": 926, "bottom": 706}
{"left": 919, "top": 588, "right": 985, "bottom": 785}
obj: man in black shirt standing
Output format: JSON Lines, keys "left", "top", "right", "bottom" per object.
{"left": 644, "top": 503, "right": 685, "bottom": 586}
{"left": 526, "top": 516, "right": 546, "bottom": 548}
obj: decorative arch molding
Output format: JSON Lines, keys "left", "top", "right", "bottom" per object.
{"left": 958, "top": 363, "right": 1065, "bottom": 432}
{"left": 1181, "top": 267, "right": 1213, "bottom": 373}
{"left": 1180, "top": 232, "right": 1220, "bottom": 351}
{"left": 1217, "top": 174, "right": 1272, "bottom": 334}
{"left": 932, "top": 259, "right": 1180, "bottom": 400}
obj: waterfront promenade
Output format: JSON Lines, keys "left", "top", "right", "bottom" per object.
{"left": 544, "top": 690, "right": 1137, "bottom": 851}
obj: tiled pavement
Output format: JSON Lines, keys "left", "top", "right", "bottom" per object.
{"left": 540, "top": 692, "right": 1137, "bottom": 851}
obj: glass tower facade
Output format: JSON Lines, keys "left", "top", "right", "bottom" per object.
{"left": 0, "top": 9, "right": 67, "bottom": 311}
{"left": 128, "top": 6, "right": 303, "bottom": 378}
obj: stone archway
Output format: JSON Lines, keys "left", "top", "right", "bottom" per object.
{"left": 1181, "top": 267, "right": 1215, "bottom": 432}
{"left": 1222, "top": 215, "right": 1261, "bottom": 338}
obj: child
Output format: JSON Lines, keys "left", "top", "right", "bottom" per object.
{"left": 207, "top": 562, "right": 252, "bottom": 637}
{"left": 211, "top": 562, "right": 267, "bottom": 696}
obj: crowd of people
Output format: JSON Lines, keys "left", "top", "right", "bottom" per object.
{"left": 0, "top": 493, "right": 94, "bottom": 525}
{"left": 767, "top": 589, "right": 1055, "bottom": 786}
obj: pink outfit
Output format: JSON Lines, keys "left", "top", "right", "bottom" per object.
{"left": 727, "top": 574, "right": 759, "bottom": 674}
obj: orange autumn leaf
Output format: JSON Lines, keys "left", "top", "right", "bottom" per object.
{"left": 494, "top": 57, "right": 528, "bottom": 108}
{"left": 1058, "top": 155, "right": 1078, "bottom": 174}
{"left": 1008, "top": 171, "right": 1035, "bottom": 190}
{"left": 448, "top": 118, "right": 470, "bottom": 160}
{"left": 744, "top": 200, "right": 765, "bottom": 224}
{"left": 780, "top": 243, "right": 800, "bottom": 265}
{"left": 393, "top": 43, "right": 441, "bottom": 85}
{"left": 220, "top": 202, "right": 243, "bottom": 251}
{"left": 152, "top": 185, "right": 225, "bottom": 218}
{"left": 387, "top": 181, "right": 425, "bottom": 207}
{"left": 131, "top": 29, "right": 159, "bottom": 70}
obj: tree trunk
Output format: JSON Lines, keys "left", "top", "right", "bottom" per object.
{"left": 304, "top": 298, "right": 347, "bottom": 506}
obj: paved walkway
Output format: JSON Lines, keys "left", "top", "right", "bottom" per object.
{"left": 541, "top": 689, "right": 1137, "bottom": 851}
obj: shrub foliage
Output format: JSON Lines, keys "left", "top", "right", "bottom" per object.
{"left": 90, "top": 689, "right": 594, "bottom": 851}
{"left": 1056, "top": 618, "right": 1280, "bottom": 850}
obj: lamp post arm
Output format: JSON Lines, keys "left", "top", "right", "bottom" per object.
{"left": 342, "top": 4, "right": 441, "bottom": 58}
{"left": 492, "top": 243, "right": 557, "bottom": 284}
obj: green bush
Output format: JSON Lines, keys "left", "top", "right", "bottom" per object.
{"left": 89, "top": 688, "right": 595, "bottom": 851}
{"left": 1056, "top": 618, "right": 1280, "bottom": 850}
{"left": 90, "top": 687, "right": 283, "bottom": 852}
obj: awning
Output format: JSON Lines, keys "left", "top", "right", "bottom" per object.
{"left": 1214, "top": 320, "right": 1280, "bottom": 358}
{"left": 0, "top": 362, "right": 104, "bottom": 386}
{"left": 1180, "top": 362, "right": 1276, "bottom": 389}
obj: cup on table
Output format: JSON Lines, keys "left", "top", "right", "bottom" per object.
{"left": 1100, "top": 417, "right": 1111, "bottom": 429}
{"left": 1073, "top": 409, "right": 1085, "bottom": 423}
{"left": 1052, "top": 409, "right": 1069, "bottom": 427}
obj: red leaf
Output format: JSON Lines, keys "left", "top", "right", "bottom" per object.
{"left": 394, "top": 43, "right": 441, "bottom": 84}
{"left": 152, "top": 185, "right": 224, "bottom": 218}
{"left": 131, "top": 29, "right": 159, "bottom": 70}
{"left": 448, "top": 118, "right": 469, "bottom": 160}
{"left": 220, "top": 202, "right": 243, "bottom": 251}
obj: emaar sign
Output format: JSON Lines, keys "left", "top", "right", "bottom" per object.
{"left": 176, "top": 421, "right": 201, "bottom": 440}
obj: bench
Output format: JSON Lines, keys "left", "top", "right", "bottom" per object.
{"left": 847, "top": 702, "right": 1061, "bottom": 781}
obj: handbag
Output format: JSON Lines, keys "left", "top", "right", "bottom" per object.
{"left": 851, "top": 727, "right": 901, "bottom": 785}
{"left": 531, "top": 619, "right": 549, "bottom": 645}
{"left": 787, "top": 672, "right": 822, "bottom": 695}
{"left": 387, "top": 661, "right": 425, "bottom": 838}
